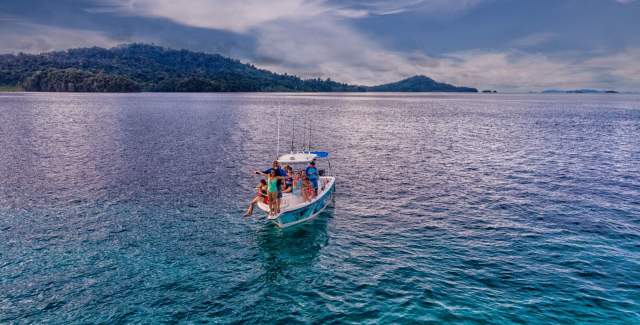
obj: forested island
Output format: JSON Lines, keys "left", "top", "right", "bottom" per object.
{"left": 368, "top": 75, "right": 477, "bottom": 92}
{"left": 0, "top": 44, "right": 477, "bottom": 93}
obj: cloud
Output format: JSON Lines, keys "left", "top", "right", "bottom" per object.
{"left": 330, "top": 0, "right": 487, "bottom": 17}
{"left": 101, "top": 0, "right": 488, "bottom": 31}
{"left": 99, "top": 0, "right": 326, "bottom": 33}
{"left": 0, "top": 20, "right": 118, "bottom": 54}
{"left": 408, "top": 49, "right": 640, "bottom": 91}
{"left": 411, "top": 0, "right": 487, "bottom": 13}
{"left": 252, "top": 18, "right": 413, "bottom": 85}
{"left": 417, "top": 51, "right": 592, "bottom": 91}
{"left": 511, "top": 32, "right": 556, "bottom": 48}
{"left": 583, "top": 49, "right": 640, "bottom": 88}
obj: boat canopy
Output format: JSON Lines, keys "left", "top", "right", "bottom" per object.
{"left": 310, "top": 151, "right": 329, "bottom": 158}
{"left": 278, "top": 152, "right": 317, "bottom": 164}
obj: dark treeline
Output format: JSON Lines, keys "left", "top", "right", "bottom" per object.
{"left": 23, "top": 69, "right": 141, "bottom": 92}
{"left": 0, "top": 44, "right": 477, "bottom": 93}
{"left": 0, "top": 44, "right": 362, "bottom": 92}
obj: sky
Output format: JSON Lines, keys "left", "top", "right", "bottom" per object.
{"left": 1, "top": 0, "right": 639, "bottom": 91}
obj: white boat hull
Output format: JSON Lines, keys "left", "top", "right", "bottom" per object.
{"left": 257, "top": 176, "right": 336, "bottom": 228}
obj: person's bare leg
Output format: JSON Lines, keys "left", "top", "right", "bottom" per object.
{"left": 268, "top": 194, "right": 274, "bottom": 215}
{"left": 244, "top": 197, "right": 258, "bottom": 216}
{"left": 273, "top": 196, "right": 277, "bottom": 215}
{"left": 271, "top": 193, "right": 278, "bottom": 215}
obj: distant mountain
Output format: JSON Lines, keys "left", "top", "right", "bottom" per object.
{"left": 0, "top": 44, "right": 476, "bottom": 93}
{"left": 368, "top": 75, "right": 477, "bottom": 93}
{"left": 542, "top": 89, "right": 618, "bottom": 94}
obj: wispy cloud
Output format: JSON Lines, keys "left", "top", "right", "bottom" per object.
{"left": 583, "top": 49, "right": 640, "bottom": 88}
{"left": 511, "top": 32, "right": 556, "bottom": 48}
{"left": 98, "top": 0, "right": 326, "bottom": 32}
{"left": 411, "top": 0, "right": 487, "bottom": 13}
{"left": 420, "top": 51, "right": 593, "bottom": 91}
{"left": 331, "top": 0, "right": 487, "bottom": 17}
{"left": 416, "top": 49, "right": 640, "bottom": 91}
{"left": 100, "top": 0, "right": 488, "bottom": 30}
{"left": 252, "top": 18, "right": 412, "bottom": 85}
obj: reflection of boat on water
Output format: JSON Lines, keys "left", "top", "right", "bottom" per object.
{"left": 257, "top": 151, "right": 336, "bottom": 228}
{"left": 256, "top": 206, "right": 333, "bottom": 282}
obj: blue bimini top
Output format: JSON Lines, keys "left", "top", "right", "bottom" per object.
{"left": 310, "top": 151, "right": 329, "bottom": 158}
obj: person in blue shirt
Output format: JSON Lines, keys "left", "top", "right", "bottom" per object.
{"left": 256, "top": 160, "right": 287, "bottom": 177}
{"left": 282, "top": 165, "right": 294, "bottom": 193}
{"left": 305, "top": 160, "right": 319, "bottom": 196}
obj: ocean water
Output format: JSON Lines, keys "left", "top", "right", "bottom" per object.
{"left": 0, "top": 92, "right": 639, "bottom": 324}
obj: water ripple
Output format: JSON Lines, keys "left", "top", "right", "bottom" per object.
{"left": 0, "top": 93, "right": 639, "bottom": 323}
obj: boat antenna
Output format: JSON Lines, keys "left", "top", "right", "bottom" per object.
{"left": 276, "top": 105, "right": 281, "bottom": 157}
{"left": 302, "top": 111, "right": 307, "bottom": 152}
{"left": 307, "top": 117, "right": 311, "bottom": 152}
{"left": 290, "top": 117, "right": 295, "bottom": 153}
{"left": 307, "top": 113, "right": 311, "bottom": 152}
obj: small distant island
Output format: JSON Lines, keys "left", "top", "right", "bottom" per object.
{"left": 542, "top": 89, "right": 619, "bottom": 94}
{"left": 0, "top": 44, "right": 478, "bottom": 93}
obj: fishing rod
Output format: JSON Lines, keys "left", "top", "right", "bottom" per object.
{"left": 290, "top": 116, "right": 295, "bottom": 153}
{"left": 302, "top": 111, "right": 307, "bottom": 153}
{"left": 276, "top": 105, "right": 281, "bottom": 157}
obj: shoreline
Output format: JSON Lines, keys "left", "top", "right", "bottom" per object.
{"left": 0, "top": 86, "right": 23, "bottom": 92}
{"left": 3, "top": 87, "right": 634, "bottom": 95}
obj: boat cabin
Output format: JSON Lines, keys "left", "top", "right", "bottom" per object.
{"left": 277, "top": 151, "right": 330, "bottom": 176}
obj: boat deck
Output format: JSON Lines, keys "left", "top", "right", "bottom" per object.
{"left": 257, "top": 176, "right": 334, "bottom": 216}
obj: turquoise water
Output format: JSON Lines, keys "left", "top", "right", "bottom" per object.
{"left": 1, "top": 93, "right": 639, "bottom": 323}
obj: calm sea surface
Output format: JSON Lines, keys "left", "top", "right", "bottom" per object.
{"left": 0, "top": 92, "right": 639, "bottom": 323}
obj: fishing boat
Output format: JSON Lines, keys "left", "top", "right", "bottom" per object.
{"left": 256, "top": 151, "right": 336, "bottom": 228}
{"left": 252, "top": 105, "right": 336, "bottom": 228}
